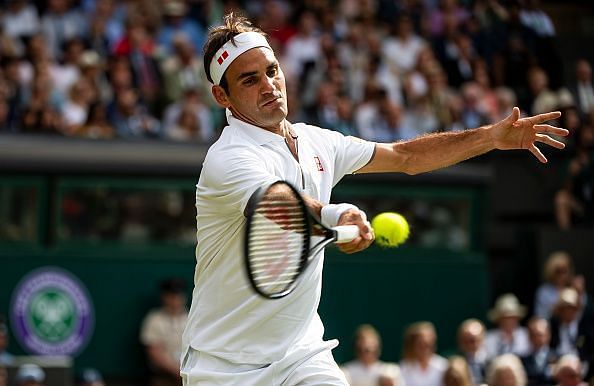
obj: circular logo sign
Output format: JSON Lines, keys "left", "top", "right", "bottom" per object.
{"left": 10, "top": 267, "right": 94, "bottom": 355}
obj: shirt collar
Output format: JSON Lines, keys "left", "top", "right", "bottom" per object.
{"left": 226, "top": 108, "right": 298, "bottom": 145}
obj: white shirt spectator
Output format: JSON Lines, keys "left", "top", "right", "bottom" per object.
{"left": 485, "top": 327, "right": 531, "bottom": 359}
{"left": 1, "top": 2, "right": 40, "bottom": 39}
{"left": 400, "top": 354, "right": 448, "bottom": 386}
{"left": 342, "top": 361, "right": 405, "bottom": 386}
{"left": 382, "top": 35, "right": 426, "bottom": 76}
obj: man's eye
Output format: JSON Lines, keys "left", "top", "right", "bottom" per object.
{"left": 267, "top": 68, "right": 278, "bottom": 77}
{"left": 243, "top": 78, "right": 256, "bottom": 85}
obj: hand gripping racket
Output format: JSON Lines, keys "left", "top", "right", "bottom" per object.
{"left": 244, "top": 180, "right": 360, "bottom": 299}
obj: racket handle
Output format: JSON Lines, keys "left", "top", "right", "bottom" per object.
{"left": 333, "top": 225, "right": 360, "bottom": 243}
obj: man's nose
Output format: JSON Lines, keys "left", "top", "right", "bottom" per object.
{"left": 260, "top": 75, "right": 275, "bottom": 93}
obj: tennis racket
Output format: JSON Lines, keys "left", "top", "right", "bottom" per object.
{"left": 244, "top": 180, "right": 360, "bottom": 299}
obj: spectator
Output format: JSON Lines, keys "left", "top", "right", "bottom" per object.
{"left": 140, "top": 277, "right": 188, "bottom": 386}
{"left": 160, "top": 33, "right": 210, "bottom": 104}
{"left": 569, "top": 60, "right": 594, "bottom": 118}
{"left": 457, "top": 318, "right": 488, "bottom": 385}
{"left": 78, "top": 101, "right": 115, "bottom": 139}
{"left": 76, "top": 368, "right": 106, "bottom": 386}
{"left": 1, "top": 0, "right": 40, "bottom": 42}
{"left": 14, "top": 363, "right": 45, "bottom": 386}
{"left": 553, "top": 354, "right": 588, "bottom": 386}
{"left": 162, "top": 87, "right": 214, "bottom": 143}
{"left": 165, "top": 106, "right": 203, "bottom": 142}
{"left": 78, "top": 50, "right": 112, "bottom": 104}
{"left": 493, "top": 87, "right": 519, "bottom": 122}
{"left": 527, "top": 67, "right": 558, "bottom": 116}
{"left": 157, "top": 1, "right": 205, "bottom": 57}
{"left": 41, "top": 0, "right": 88, "bottom": 60}
{"left": 554, "top": 123, "right": 594, "bottom": 230}
{"left": 114, "top": 14, "right": 161, "bottom": 106}
{"left": 52, "top": 37, "right": 84, "bottom": 95}
{"left": 382, "top": 14, "right": 427, "bottom": 78}
{"left": 486, "top": 353, "right": 528, "bottom": 386}
{"left": 521, "top": 318, "right": 556, "bottom": 386}
{"left": 534, "top": 251, "right": 580, "bottom": 319}
{"left": 400, "top": 321, "right": 448, "bottom": 386}
{"left": 427, "top": 0, "right": 470, "bottom": 38}
{"left": 340, "top": 324, "right": 404, "bottom": 386}
{"left": 283, "top": 10, "right": 321, "bottom": 85}
{"left": 460, "top": 81, "right": 490, "bottom": 129}
{"left": 549, "top": 288, "right": 592, "bottom": 359}
{"left": 443, "top": 355, "right": 474, "bottom": 386}
{"left": 61, "top": 78, "right": 95, "bottom": 134}
{"left": 108, "top": 87, "right": 160, "bottom": 138}
{"left": 364, "top": 101, "right": 407, "bottom": 142}
{"left": 0, "top": 320, "right": 14, "bottom": 366}
{"left": 485, "top": 294, "right": 531, "bottom": 359}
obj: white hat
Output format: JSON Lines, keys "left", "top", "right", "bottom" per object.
{"left": 15, "top": 363, "right": 45, "bottom": 384}
{"left": 487, "top": 294, "right": 527, "bottom": 322}
{"left": 555, "top": 287, "right": 580, "bottom": 308}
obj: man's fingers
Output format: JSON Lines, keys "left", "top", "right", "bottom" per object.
{"left": 529, "top": 144, "right": 547, "bottom": 163}
{"left": 534, "top": 124, "right": 569, "bottom": 136}
{"left": 531, "top": 111, "right": 561, "bottom": 124}
{"left": 535, "top": 133, "right": 566, "bottom": 149}
{"left": 506, "top": 106, "right": 521, "bottom": 124}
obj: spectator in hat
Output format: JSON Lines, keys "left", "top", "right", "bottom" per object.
{"left": 457, "top": 318, "right": 488, "bottom": 385}
{"left": 157, "top": 1, "right": 205, "bottom": 56}
{"left": 485, "top": 294, "right": 531, "bottom": 359}
{"left": 549, "top": 288, "right": 594, "bottom": 364}
{"left": 0, "top": 320, "right": 14, "bottom": 366}
{"left": 553, "top": 354, "right": 588, "bottom": 386}
{"left": 140, "top": 277, "right": 188, "bottom": 386}
{"left": 76, "top": 367, "right": 105, "bottom": 386}
{"left": 521, "top": 318, "right": 556, "bottom": 386}
{"left": 14, "top": 363, "right": 45, "bottom": 386}
{"left": 340, "top": 324, "right": 404, "bottom": 386}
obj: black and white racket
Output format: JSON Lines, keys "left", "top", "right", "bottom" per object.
{"left": 244, "top": 180, "right": 360, "bottom": 299}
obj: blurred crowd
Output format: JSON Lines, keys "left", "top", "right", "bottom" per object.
{"left": 0, "top": 0, "right": 592, "bottom": 141}
{"left": 0, "top": 0, "right": 592, "bottom": 229}
{"left": 340, "top": 251, "right": 593, "bottom": 386}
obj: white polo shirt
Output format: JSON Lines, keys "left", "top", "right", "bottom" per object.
{"left": 181, "top": 112, "right": 374, "bottom": 365}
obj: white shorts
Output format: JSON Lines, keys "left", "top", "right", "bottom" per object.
{"left": 180, "top": 340, "right": 348, "bottom": 386}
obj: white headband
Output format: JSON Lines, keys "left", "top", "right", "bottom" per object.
{"left": 209, "top": 31, "right": 272, "bottom": 85}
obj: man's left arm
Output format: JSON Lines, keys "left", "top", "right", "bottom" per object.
{"left": 357, "top": 108, "right": 568, "bottom": 175}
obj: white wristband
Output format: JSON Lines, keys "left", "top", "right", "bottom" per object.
{"left": 321, "top": 203, "right": 359, "bottom": 228}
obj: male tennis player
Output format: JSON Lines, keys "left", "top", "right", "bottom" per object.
{"left": 181, "top": 13, "right": 567, "bottom": 386}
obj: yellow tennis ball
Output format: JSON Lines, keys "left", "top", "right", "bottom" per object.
{"left": 371, "top": 212, "right": 410, "bottom": 247}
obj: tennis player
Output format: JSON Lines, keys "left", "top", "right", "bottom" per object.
{"left": 180, "top": 13, "right": 567, "bottom": 386}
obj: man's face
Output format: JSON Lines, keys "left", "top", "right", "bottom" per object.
{"left": 528, "top": 320, "right": 550, "bottom": 349}
{"left": 214, "top": 47, "right": 288, "bottom": 131}
{"left": 355, "top": 335, "right": 379, "bottom": 364}
{"left": 557, "top": 367, "right": 582, "bottom": 386}
{"left": 459, "top": 328, "right": 483, "bottom": 354}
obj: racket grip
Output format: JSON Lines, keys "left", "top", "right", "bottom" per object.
{"left": 333, "top": 225, "right": 360, "bottom": 243}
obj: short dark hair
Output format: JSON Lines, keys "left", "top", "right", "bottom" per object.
{"left": 203, "top": 13, "right": 266, "bottom": 94}
{"left": 159, "top": 277, "right": 186, "bottom": 294}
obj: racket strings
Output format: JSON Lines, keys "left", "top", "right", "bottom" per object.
{"left": 247, "top": 196, "right": 308, "bottom": 294}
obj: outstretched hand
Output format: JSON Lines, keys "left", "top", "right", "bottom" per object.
{"left": 490, "top": 107, "right": 568, "bottom": 163}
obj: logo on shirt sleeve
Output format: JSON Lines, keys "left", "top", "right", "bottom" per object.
{"left": 313, "top": 156, "right": 324, "bottom": 171}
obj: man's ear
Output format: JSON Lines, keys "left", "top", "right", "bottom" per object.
{"left": 212, "top": 85, "right": 231, "bottom": 108}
